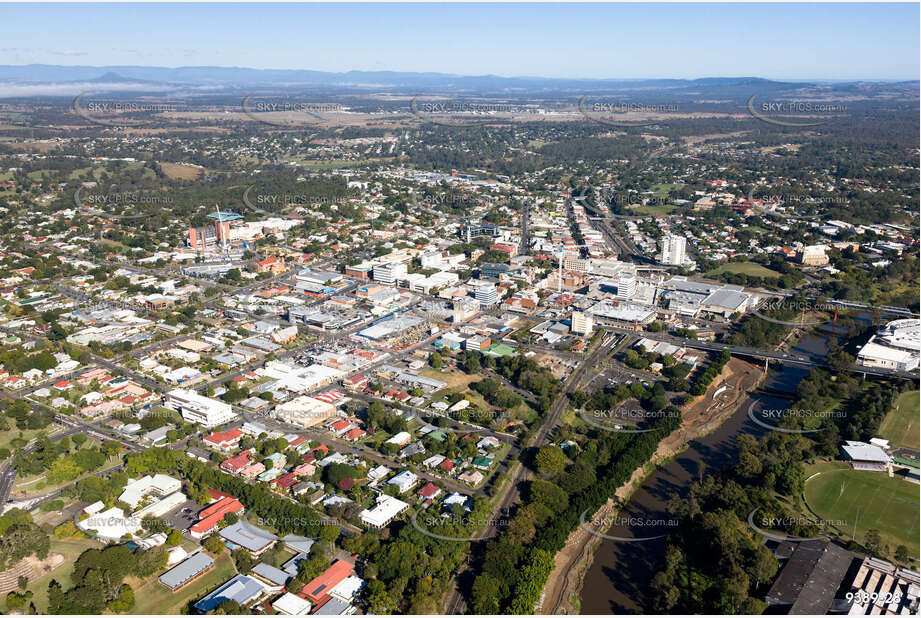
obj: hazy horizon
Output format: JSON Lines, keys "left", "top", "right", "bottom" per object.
{"left": 2, "top": 3, "right": 919, "bottom": 81}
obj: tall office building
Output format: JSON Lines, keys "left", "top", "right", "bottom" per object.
{"left": 613, "top": 272, "right": 638, "bottom": 300}
{"left": 475, "top": 284, "right": 499, "bottom": 308}
{"left": 571, "top": 311, "right": 594, "bottom": 336}
{"left": 659, "top": 233, "right": 687, "bottom": 266}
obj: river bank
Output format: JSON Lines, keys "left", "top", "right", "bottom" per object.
{"left": 538, "top": 357, "right": 765, "bottom": 614}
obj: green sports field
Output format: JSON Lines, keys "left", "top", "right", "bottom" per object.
{"left": 879, "top": 390, "right": 920, "bottom": 450}
{"left": 805, "top": 463, "right": 920, "bottom": 556}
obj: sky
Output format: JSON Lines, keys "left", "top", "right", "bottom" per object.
{"left": 1, "top": 3, "right": 919, "bottom": 81}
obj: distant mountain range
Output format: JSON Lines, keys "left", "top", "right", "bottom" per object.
{"left": 0, "top": 64, "right": 917, "bottom": 98}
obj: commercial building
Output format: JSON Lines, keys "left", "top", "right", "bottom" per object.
{"left": 601, "top": 273, "right": 637, "bottom": 300}
{"left": 799, "top": 244, "right": 830, "bottom": 266}
{"left": 166, "top": 389, "right": 237, "bottom": 428}
{"left": 274, "top": 396, "right": 338, "bottom": 428}
{"left": 372, "top": 262, "right": 407, "bottom": 286}
{"left": 461, "top": 221, "right": 500, "bottom": 242}
{"left": 857, "top": 319, "right": 921, "bottom": 372}
{"left": 465, "top": 334, "right": 491, "bottom": 351}
{"left": 587, "top": 301, "right": 656, "bottom": 326}
{"left": 295, "top": 269, "right": 342, "bottom": 287}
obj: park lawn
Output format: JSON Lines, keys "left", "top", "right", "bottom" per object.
{"left": 0, "top": 426, "right": 57, "bottom": 453}
{"left": 16, "top": 536, "right": 101, "bottom": 613}
{"left": 628, "top": 204, "right": 676, "bottom": 216}
{"left": 879, "top": 391, "right": 920, "bottom": 451}
{"left": 709, "top": 261, "right": 782, "bottom": 278}
{"left": 651, "top": 183, "right": 684, "bottom": 195}
{"left": 127, "top": 551, "right": 236, "bottom": 615}
{"left": 804, "top": 462, "right": 920, "bottom": 556}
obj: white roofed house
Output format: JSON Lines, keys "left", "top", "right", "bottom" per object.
{"left": 360, "top": 494, "right": 409, "bottom": 529}
{"left": 385, "top": 431, "right": 412, "bottom": 447}
{"left": 387, "top": 470, "right": 419, "bottom": 493}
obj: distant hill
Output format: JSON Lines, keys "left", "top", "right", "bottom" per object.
{"left": 0, "top": 64, "right": 915, "bottom": 98}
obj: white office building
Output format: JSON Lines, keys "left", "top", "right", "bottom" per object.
{"left": 571, "top": 311, "right": 594, "bottom": 336}
{"left": 475, "top": 284, "right": 499, "bottom": 308}
{"left": 659, "top": 233, "right": 688, "bottom": 266}
{"left": 166, "top": 388, "right": 237, "bottom": 428}
{"left": 373, "top": 262, "right": 408, "bottom": 286}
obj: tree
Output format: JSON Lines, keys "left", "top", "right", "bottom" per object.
{"left": 319, "top": 525, "right": 339, "bottom": 550}
{"left": 232, "top": 548, "right": 254, "bottom": 573}
{"left": 107, "top": 584, "right": 135, "bottom": 613}
{"left": 166, "top": 529, "right": 182, "bottom": 546}
{"left": 895, "top": 545, "right": 910, "bottom": 563}
{"left": 428, "top": 352, "right": 443, "bottom": 369}
{"left": 534, "top": 445, "right": 566, "bottom": 476}
{"left": 203, "top": 535, "right": 225, "bottom": 554}
{"left": 865, "top": 529, "right": 883, "bottom": 556}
